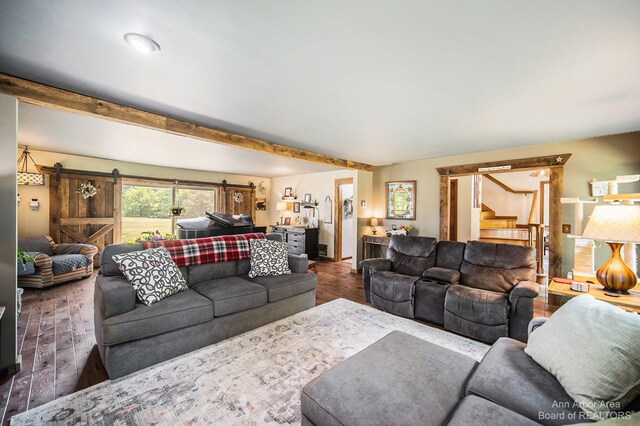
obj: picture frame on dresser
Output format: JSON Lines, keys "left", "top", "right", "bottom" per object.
{"left": 284, "top": 217, "right": 291, "bottom": 226}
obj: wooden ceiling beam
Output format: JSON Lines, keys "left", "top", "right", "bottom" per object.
{"left": 0, "top": 73, "right": 373, "bottom": 172}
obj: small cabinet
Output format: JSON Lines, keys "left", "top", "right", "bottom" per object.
{"left": 270, "top": 226, "right": 319, "bottom": 260}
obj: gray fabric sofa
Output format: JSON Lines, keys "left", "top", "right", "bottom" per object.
{"left": 360, "top": 236, "right": 539, "bottom": 343}
{"left": 301, "top": 326, "right": 640, "bottom": 425}
{"left": 94, "top": 234, "right": 317, "bottom": 378}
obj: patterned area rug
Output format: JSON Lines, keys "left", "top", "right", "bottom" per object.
{"left": 12, "top": 299, "right": 488, "bottom": 425}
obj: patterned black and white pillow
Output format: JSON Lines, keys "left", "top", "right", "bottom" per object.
{"left": 112, "top": 247, "right": 188, "bottom": 306}
{"left": 248, "top": 239, "right": 291, "bottom": 278}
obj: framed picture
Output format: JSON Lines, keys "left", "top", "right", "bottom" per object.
{"left": 293, "top": 202, "right": 300, "bottom": 213}
{"left": 303, "top": 193, "right": 312, "bottom": 203}
{"left": 284, "top": 187, "right": 293, "bottom": 198}
{"left": 284, "top": 217, "right": 292, "bottom": 226}
{"left": 256, "top": 198, "right": 267, "bottom": 211}
{"left": 386, "top": 181, "right": 416, "bottom": 220}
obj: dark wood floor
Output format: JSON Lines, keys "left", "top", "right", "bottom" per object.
{"left": 0, "top": 261, "right": 555, "bottom": 424}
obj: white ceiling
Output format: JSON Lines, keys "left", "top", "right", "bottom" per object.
{"left": 1, "top": 1, "right": 640, "bottom": 169}
{"left": 18, "top": 104, "right": 337, "bottom": 177}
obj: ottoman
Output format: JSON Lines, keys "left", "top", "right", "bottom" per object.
{"left": 301, "top": 331, "right": 478, "bottom": 426}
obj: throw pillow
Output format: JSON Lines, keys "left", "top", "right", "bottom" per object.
{"left": 525, "top": 295, "right": 640, "bottom": 419}
{"left": 248, "top": 239, "right": 291, "bottom": 278}
{"left": 112, "top": 247, "right": 188, "bottom": 306}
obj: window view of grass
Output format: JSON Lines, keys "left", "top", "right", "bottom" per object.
{"left": 122, "top": 185, "right": 173, "bottom": 243}
{"left": 121, "top": 184, "right": 217, "bottom": 243}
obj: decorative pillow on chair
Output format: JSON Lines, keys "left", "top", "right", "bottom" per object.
{"left": 248, "top": 239, "right": 291, "bottom": 278}
{"left": 525, "top": 295, "right": 640, "bottom": 419}
{"left": 112, "top": 247, "right": 188, "bottom": 306}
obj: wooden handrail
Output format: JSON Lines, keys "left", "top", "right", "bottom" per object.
{"left": 485, "top": 175, "right": 535, "bottom": 194}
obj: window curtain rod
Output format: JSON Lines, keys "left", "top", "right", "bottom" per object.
{"left": 38, "top": 164, "right": 256, "bottom": 190}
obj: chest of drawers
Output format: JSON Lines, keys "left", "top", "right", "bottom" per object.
{"left": 270, "top": 226, "right": 320, "bottom": 260}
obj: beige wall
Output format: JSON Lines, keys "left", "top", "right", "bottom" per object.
{"left": 17, "top": 148, "right": 272, "bottom": 239}
{"left": 270, "top": 169, "right": 374, "bottom": 270}
{"left": 373, "top": 132, "right": 640, "bottom": 277}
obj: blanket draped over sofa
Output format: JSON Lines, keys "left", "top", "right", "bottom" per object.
{"left": 143, "top": 233, "right": 266, "bottom": 267}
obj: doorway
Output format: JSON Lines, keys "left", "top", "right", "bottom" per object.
{"left": 437, "top": 154, "right": 570, "bottom": 281}
{"left": 449, "top": 179, "right": 458, "bottom": 241}
{"left": 334, "top": 177, "right": 354, "bottom": 262}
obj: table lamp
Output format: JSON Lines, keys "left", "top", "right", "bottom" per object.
{"left": 276, "top": 202, "right": 288, "bottom": 225}
{"left": 581, "top": 204, "right": 640, "bottom": 294}
{"left": 369, "top": 217, "right": 380, "bottom": 235}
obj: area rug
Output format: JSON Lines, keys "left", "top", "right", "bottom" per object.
{"left": 12, "top": 299, "right": 488, "bottom": 425}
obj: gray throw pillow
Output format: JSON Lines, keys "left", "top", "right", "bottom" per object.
{"left": 525, "top": 295, "right": 640, "bottom": 419}
{"left": 112, "top": 247, "right": 188, "bottom": 306}
{"left": 248, "top": 239, "right": 291, "bottom": 278}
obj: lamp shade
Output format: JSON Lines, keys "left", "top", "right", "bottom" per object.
{"left": 276, "top": 202, "right": 288, "bottom": 211}
{"left": 369, "top": 217, "right": 379, "bottom": 227}
{"left": 582, "top": 205, "right": 640, "bottom": 243}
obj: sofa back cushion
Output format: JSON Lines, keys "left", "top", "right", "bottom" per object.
{"left": 18, "top": 235, "right": 54, "bottom": 256}
{"left": 101, "top": 243, "right": 145, "bottom": 276}
{"left": 435, "top": 240, "right": 466, "bottom": 270}
{"left": 188, "top": 261, "right": 238, "bottom": 287}
{"left": 101, "top": 243, "right": 188, "bottom": 281}
{"left": 387, "top": 236, "right": 437, "bottom": 276}
{"left": 460, "top": 241, "right": 536, "bottom": 293}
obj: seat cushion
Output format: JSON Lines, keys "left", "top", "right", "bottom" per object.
{"left": 447, "top": 395, "right": 541, "bottom": 426}
{"left": 247, "top": 272, "right": 316, "bottom": 302}
{"left": 301, "top": 331, "right": 478, "bottom": 426}
{"left": 101, "top": 289, "right": 213, "bottom": 346}
{"left": 444, "top": 285, "right": 509, "bottom": 343}
{"left": 370, "top": 271, "right": 419, "bottom": 318}
{"left": 466, "top": 338, "right": 586, "bottom": 425}
{"left": 51, "top": 254, "right": 92, "bottom": 276}
{"left": 192, "top": 277, "right": 267, "bottom": 317}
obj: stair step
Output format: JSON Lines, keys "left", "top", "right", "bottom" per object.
{"left": 480, "top": 218, "right": 518, "bottom": 229}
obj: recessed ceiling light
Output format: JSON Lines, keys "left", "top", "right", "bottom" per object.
{"left": 124, "top": 33, "right": 161, "bottom": 54}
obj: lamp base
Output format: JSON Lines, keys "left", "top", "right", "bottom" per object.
{"left": 371, "top": 228, "right": 377, "bottom": 235}
{"left": 603, "top": 288, "right": 629, "bottom": 296}
{"left": 595, "top": 242, "right": 638, "bottom": 295}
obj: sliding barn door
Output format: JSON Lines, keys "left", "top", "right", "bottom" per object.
{"left": 218, "top": 187, "right": 255, "bottom": 217}
{"left": 49, "top": 172, "right": 122, "bottom": 263}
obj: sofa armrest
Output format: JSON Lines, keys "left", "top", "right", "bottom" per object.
{"left": 528, "top": 317, "right": 548, "bottom": 336}
{"left": 95, "top": 276, "right": 136, "bottom": 319}
{"left": 53, "top": 243, "right": 99, "bottom": 258}
{"left": 422, "top": 267, "right": 460, "bottom": 284}
{"left": 32, "top": 252, "right": 52, "bottom": 270}
{"left": 359, "top": 258, "right": 392, "bottom": 274}
{"left": 509, "top": 280, "right": 540, "bottom": 306}
{"left": 288, "top": 254, "right": 309, "bottom": 274}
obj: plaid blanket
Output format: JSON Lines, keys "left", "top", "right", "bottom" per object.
{"left": 143, "top": 233, "right": 266, "bottom": 267}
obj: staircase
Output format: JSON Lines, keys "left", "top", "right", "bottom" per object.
{"left": 480, "top": 204, "right": 517, "bottom": 229}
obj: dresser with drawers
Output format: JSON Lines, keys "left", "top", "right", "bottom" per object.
{"left": 270, "top": 226, "right": 320, "bottom": 260}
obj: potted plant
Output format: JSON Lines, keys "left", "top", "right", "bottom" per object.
{"left": 171, "top": 206, "right": 185, "bottom": 216}
{"left": 17, "top": 248, "right": 35, "bottom": 276}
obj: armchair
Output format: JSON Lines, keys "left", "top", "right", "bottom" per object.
{"left": 18, "top": 236, "right": 98, "bottom": 288}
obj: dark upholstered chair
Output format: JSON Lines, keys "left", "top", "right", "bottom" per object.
{"left": 443, "top": 241, "right": 539, "bottom": 343}
{"left": 360, "top": 236, "right": 437, "bottom": 318}
{"left": 18, "top": 235, "right": 98, "bottom": 288}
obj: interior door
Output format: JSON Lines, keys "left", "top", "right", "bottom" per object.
{"left": 49, "top": 172, "right": 122, "bottom": 263}
{"left": 221, "top": 187, "right": 255, "bottom": 217}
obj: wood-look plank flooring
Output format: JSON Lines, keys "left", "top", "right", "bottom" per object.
{"left": 0, "top": 260, "right": 555, "bottom": 424}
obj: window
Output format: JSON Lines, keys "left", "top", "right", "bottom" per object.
{"left": 121, "top": 182, "right": 217, "bottom": 243}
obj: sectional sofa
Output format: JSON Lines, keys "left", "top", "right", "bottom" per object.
{"left": 94, "top": 234, "right": 317, "bottom": 378}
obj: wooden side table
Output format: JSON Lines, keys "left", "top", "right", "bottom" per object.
{"left": 548, "top": 279, "right": 640, "bottom": 313}
{"left": 362, "top": 235, "right": 391, "bottom": 260}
